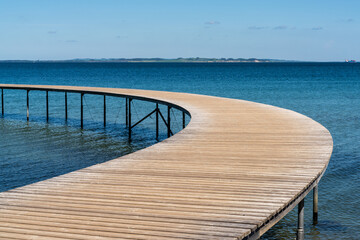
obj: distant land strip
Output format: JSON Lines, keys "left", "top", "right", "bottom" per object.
{"left": 0, "top": 57, "right": 297, "bottom": 63}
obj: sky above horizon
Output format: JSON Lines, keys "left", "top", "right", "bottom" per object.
{"left": 0, "top": 0, "right": 359, "bottom": 61}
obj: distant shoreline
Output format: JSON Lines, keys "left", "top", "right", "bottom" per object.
{"left": 0, "top": 58, "right": 297, "bottom": 63}
{"left": 0, "top": 58, "right": 353, "bottom": 63}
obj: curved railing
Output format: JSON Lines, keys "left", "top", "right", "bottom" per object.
{"left": 0, "top": 84, "right": 190, "bottom": 142}
{"left": 0, "top": 84, "right": 333, "bottom": 240}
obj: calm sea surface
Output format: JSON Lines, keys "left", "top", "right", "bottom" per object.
{"left": 0, "top": 62, "right": 359, "bottom": 239}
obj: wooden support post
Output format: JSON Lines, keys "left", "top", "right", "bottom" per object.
{"left": 65, "top": 92, "right": 68, "bottom": 121}
{"left": 156, "top": 103, "right": 159, "bottom": 140}
{"left": 26, "top": 90, "right": 29, "bottom": 121}
{"left": 1, "top": 88, "right": 3, "bottom": 115}
{"left": 46, "top": 91, "right": 49, "bottom": 122}
{"left": 313, "top": 185, "right": 318, "bottom": 225}
{"left": 182, "top": 111, "right": 186, "bottom": 129}
{"left": 167, "top": 106, "right": 171, "bottom": 138}
{"left": 125, "top": 98, "right": 128, "bottom": 126}
{"left": 128, "top": 98, "right": 132, "bottom": 142}
{"left": 297, "top": 199, "right": 305, "bottom": 240}
{"left": 81, "top": 93, "right": 84, "bottom": 129}
{"left": 103, "top": 95, "right": 106, "bottom": 127}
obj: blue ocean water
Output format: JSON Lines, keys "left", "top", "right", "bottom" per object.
{"left": 0, "top": 62, "right": 359, "bottom": 239}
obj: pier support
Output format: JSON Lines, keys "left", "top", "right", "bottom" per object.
{"left": 103, "top": 95, "right": 106, "bottom": 127}
{"left": 167, "top": 106, "right": 171, "bottom": 138}
{"left": 182, "top": 111, "right": 186, "bottom": 129}
{"left": 81, "top": 93, "right": 84, "bottom": 128}
{"left": 313, "top": 185, "right": 318, "bottom": 225}
{"left": 158, "top": 108, "right": 173, "bottom": 137}
{"left": 125, "top": 98, "right": 128, "bottom": 126}
{"left": 46, "top": 91, "right": 49, "bottom": 122}
{"left": 156, "top": 103, "right": 159, "bottom": 140}
{"left": 297, "top": 199, "right": 305, "bottom": 240}
{"left": 128, "top": 98, "right": 132, "bottom": 142}
{"left": 65, "top": 92, "right": 68, "bottom": 121}
{"left": 1, "top": 88, "right": 3, "bottom": 115}
{"left": 26, "top": 90, "right": 29, "bottom": 121}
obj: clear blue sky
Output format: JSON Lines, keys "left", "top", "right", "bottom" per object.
{"left": 0, "top": 0, "right": 359, "bottom": 61}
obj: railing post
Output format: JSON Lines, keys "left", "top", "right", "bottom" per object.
{"left": 125, "top": 98, "right": 128, "bottom": 126}
{"left": 103, "top": 95, "right": 106, "bottom": 127}
{"left": 65, "top": 91, "right": 68, "bottom": 121}
{"left": 80, "top": 93, "right": 84, "bottom": 128}
{"left": 26, "top": 90, "right": 30, "bottom": 121}
{"left": 46, "top": 91, "right": 49, "bottom": 122}
{"left": 1, "top": 88, "right": 4, "bottom": 115}
{"left": 167, "top": 106, "right": 171, "bottom": 138}
{"left": 313, "top": 185, "right": 318, "bottom": 225}
{"left": 297, "top": 199, "right": 305, "bottom": 240}
{"left": 156, "top": 103, "right": 159, "bottom": 140}
{"left": 182, "top": 111, "right": 186, "bottom": 129}
{"left": 128, "top": 98, "right": 132, "bottom": 142}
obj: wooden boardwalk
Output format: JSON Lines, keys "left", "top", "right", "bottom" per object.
{"left": 0, "top": 84, "right": 333, "bottom": 240}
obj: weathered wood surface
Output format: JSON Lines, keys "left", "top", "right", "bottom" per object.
{"left": 0, "top": 84, "right": 333, "bottom": 239}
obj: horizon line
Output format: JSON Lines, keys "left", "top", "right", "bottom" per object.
{"left": 0, "top": 57, "right": 354, "bottom": 63}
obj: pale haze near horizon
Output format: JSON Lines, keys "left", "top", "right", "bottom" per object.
{"left": 0, "top": 0, "right": 359, "bottom": 61}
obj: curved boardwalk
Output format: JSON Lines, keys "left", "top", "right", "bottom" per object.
{"left": 0, "top": 84, "right": 333, "bottom": 240}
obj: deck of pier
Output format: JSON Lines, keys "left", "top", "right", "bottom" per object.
{"left": 0, "top": 84, "right": 333, "bottom": 240}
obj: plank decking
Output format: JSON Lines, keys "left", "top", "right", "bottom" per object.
{"left": 0, "top": 84, "right": 333, "bottom": 240}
